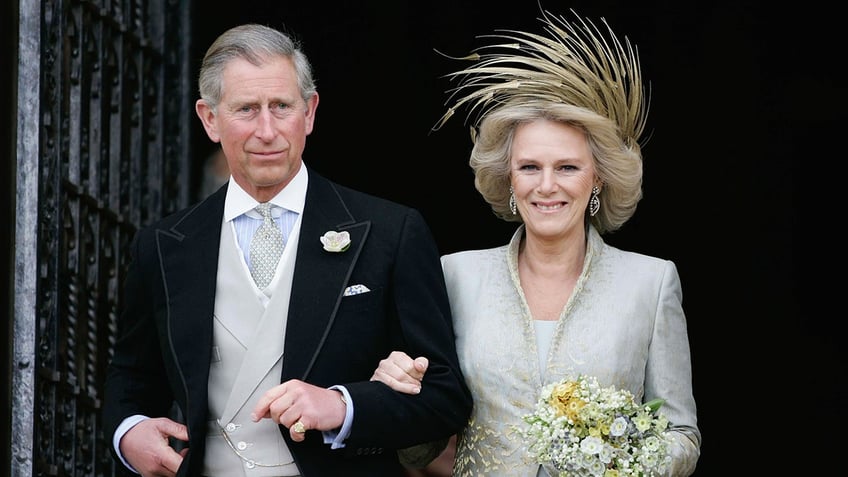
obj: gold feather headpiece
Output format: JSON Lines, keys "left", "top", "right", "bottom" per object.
{"left": 433, "top": 8, "right": 648, "bottom": 146}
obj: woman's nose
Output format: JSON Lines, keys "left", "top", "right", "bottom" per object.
{"left": 538, "top": 169, "right": 558, "bottom": 191}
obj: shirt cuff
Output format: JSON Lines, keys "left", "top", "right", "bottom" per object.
{"left": 323, "top": 385, "right": 353, "bottom": 449}
{"left": 113, "top": 414, "right": 147, "bottom": 474}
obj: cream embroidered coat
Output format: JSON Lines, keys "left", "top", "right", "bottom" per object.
{"left": 443, "top": 225, "right": 701, "bottom": 477}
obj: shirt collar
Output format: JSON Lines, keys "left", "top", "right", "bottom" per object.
{"left": 223, "top": 164, "right": 308, "bottom": 222}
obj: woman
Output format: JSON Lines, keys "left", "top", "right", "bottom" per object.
{"left": 373, "top": 9, "right": 701, "bottom": 477}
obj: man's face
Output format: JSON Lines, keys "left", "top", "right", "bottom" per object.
{"left": 196, "top": 55, "right": 318, "bottom": 202}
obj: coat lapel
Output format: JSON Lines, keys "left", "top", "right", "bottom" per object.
{"left": 156, "top": 187, "right": 226, "bottom": 404}
{"left": 283, "top": 171, "right": 370, "bottom": 380}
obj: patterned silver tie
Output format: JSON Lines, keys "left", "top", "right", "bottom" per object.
{"left": 249, "top": 202, "right": 284, "bottom": 289}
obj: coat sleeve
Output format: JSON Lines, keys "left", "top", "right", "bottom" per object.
{"left": 646, "top": 260, "right": 701, "bottom": 476}
{"left": 341, "top": 208, "right": 472, "bottom": 449}
{"left": 102, "top": 227, "right": 175, "bottom": 448}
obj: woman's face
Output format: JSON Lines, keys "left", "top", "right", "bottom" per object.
{"left": 510, "top": 119, "right": 598, "bottom": 243}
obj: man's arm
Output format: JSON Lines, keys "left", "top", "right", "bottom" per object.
{"left": 341, "top": 209, "right": 471, "bottom": 447}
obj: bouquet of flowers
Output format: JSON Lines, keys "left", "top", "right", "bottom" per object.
{"left": 517, "top": 375, "right": 672, "bottom": 476}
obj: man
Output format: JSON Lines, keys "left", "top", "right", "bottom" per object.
{"left": 102, "top": 23, "right": 471, "bottom": 477}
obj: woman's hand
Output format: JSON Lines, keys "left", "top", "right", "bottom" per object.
{"left": 371, "top": 351, "right": 429, "bottom": 395}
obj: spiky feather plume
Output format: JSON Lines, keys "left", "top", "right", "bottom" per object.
{"left": 433, "top": 9, "right": 648, "bottom": 147}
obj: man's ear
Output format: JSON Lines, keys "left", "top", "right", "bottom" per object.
{"left": 303, "top": 92, "right": 319, "bottom": 136}
{"left": 195, "top": 99, "right": 220, "bottom": 142}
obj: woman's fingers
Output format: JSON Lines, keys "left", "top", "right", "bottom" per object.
{"left": 371, "top": 352, "right": 430, "bottom": 395}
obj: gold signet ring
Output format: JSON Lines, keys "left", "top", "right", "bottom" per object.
{"left": 292, "top": 421, "right": 306, "bottom": 433}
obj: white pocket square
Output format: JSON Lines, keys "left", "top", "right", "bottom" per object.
{"left": 344, "top": 284, "right": 371, "bottom": 296}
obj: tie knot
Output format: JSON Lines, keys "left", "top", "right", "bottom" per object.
{"left": 256, "top": 202, "right": 273, "bottom": 218}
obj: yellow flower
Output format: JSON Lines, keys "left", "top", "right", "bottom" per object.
{"left": 548, "top": 380, "right": 586, "bottom": 419}
{"left": 551, "top": 380, "right": 578, "bottom": 400}
{"left": 598, "top": 419, "right": 611, "bottom": 436}
{"left": 565, "top": 398, "right": 585, "bottom": 421}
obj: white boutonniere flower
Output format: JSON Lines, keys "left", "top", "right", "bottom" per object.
{"left": 320, "top": 230, "right": 351, "bottom": 252}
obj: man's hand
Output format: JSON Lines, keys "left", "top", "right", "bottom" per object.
{"left": 371, "top": 351, "right": 429, "bottom": 395}
{"left": 250, "top": 379, "right": 347, "bottom": 442}
{"left": 120, "top": 417, "right": 189, "bottom": 477}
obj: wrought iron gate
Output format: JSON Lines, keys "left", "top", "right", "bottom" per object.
{"left": 11, "top": 1, "right": 193, "bottom": 475}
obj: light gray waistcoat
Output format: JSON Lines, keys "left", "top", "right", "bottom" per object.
{"left": 202, "top": 217, "right": 302, "bottom": 477}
